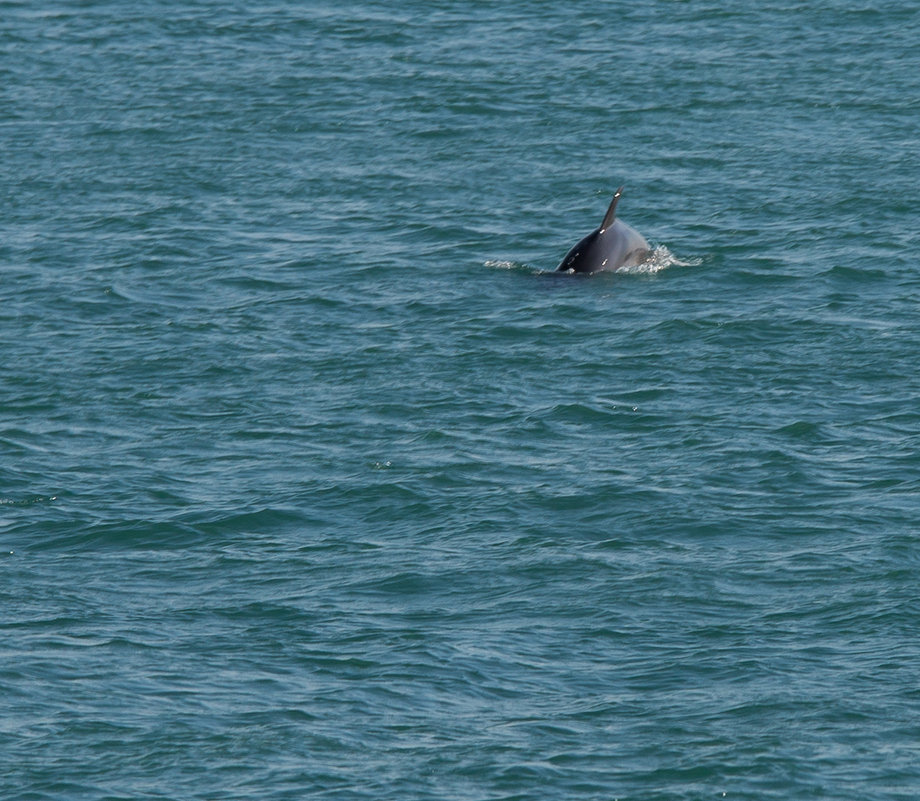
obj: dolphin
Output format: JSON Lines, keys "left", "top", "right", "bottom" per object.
{"left": 556, "top": 187, "right": 650, "bottom": 274}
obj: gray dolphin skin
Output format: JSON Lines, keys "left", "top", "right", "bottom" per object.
{"left": 556, "top": 187, "right": 650, "bottom": 274}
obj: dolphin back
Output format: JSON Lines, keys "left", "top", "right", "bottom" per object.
{"left": 556, "top": 188, "right": 650, "bottom": 274}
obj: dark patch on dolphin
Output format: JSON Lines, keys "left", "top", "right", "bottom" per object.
{"left": 556, "top": 187, "right": 651, "bottom": 274}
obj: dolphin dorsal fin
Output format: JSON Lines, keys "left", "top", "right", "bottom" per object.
{"left": 600, "top": 186, "right": 625, "bottom": 232}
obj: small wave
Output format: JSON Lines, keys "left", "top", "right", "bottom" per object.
{"left": 0, "top": 495, "right": 57, "bottom": 506}
{"left": 618, "top": 245, "right": 702, "bottom": 275}
{"left": 487, "top": 247, "right": 699, "bottom": 277}
{"left": 483, "top": 259, "right": 542, "bottom": 274}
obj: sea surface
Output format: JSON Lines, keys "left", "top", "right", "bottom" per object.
{"left": 3, "top": 2, "right": 919, "bottom": 799}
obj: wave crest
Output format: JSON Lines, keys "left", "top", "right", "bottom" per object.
{"left": 618, "top": 245, "right": 701, "bottom": 275}
{"left": 485, "top": 246, "right": 700, "bottom": 276}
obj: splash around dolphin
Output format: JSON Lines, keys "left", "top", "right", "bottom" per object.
{"left": 556, "top": 187, "right": 650, "bottom": 274}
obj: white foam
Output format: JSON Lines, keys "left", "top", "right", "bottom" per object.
{"left": 617, "top": 245, "right": 701, "bottom": 275}
{"left": 485, "top": 248, "right": 700, "bottom": 276}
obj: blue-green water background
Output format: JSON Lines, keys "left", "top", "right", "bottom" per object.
{"left": 3, "top": 2, "right": 920, "bottom": 799}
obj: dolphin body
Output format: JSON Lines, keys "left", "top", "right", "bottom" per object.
{"left": 556, "top": 187, "right": 650, "bottom": 274}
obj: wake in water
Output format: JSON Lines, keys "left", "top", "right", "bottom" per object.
{"left": 483, "top": 259, "right": 541, "bottom": 273}
{"left": 484, "top": 245, "right": 698, "bottom": 276}
{"left": 618, "top": 244, "right": 700, "bottom": 274}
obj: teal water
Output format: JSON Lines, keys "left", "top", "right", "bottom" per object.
{"left": 3, "top": 2, "right": 919, "bottom": 799}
